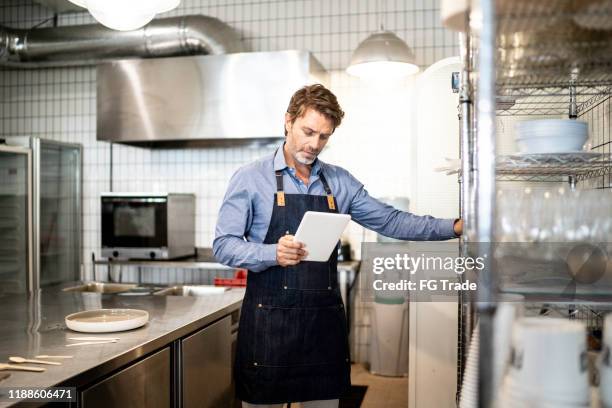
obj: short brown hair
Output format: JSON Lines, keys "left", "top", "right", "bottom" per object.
{"left": 285, "top": 84, "right": 344, "bottom": 136}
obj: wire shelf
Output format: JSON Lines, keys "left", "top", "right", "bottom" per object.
{"left": 496, "top": 152, "right": 612, "bottom": 181}
{"left": 579, "top": 94, "right": 612, "bottom": 189}
{"left": 495, "top": 1, "right": 612, "bottom": 34}
{"left": 496, "top": 174, "right": 571, "bottom": 182}
{"left": 496, "top": 86, "right": 612, "bottom": 116}
{"left": 524, "top": 303, "right": 612, "bottom": 331}
{"left": 462, "top": 2, "right": 612, "bottom": 405}
{"left": 493, "top": 1, "right": 612, "bottom": 88}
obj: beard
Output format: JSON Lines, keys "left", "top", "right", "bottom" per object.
{"left": 294, "top": 150, "right": 317, "bottom": 165}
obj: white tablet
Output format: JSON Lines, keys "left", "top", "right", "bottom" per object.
{"left": 293, "top": 211, "right": 351, "bottom": 262}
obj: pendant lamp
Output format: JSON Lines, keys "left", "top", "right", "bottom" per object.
{"left": 347, "top": 0, "right": 419, "bottom": 79}
{"left": 346, "top": 30, "right": 419, "bottom": 79}
{"left": 67, "top": 0, "right": 181, "bottom": 31}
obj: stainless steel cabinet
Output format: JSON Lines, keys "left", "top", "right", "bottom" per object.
{"left": 230, "top": 308, "right": 241, "bottom": 408}
{"left": 81, "top": 347, "right": 171, "bottom": 408}
{"left": 182, "top": 316, "right": 232, "bottom": 408}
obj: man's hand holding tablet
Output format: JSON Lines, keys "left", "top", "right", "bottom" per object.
{"left": 276, "top": 234, "right": 307, "bottom": 267}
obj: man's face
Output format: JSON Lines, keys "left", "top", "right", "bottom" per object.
{"left": 285, "top": 108, "right": 334, "bottom": 166}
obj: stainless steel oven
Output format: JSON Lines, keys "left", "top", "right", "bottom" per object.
{"left": 101, "top": 193, "right": 195, "bottom": 260}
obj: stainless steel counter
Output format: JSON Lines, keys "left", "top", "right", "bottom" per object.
{"left": 0, "top": 282, "right": 245, "bottom": 407}
{"left": 91, "top": 247, "right": 233, "bottom": 270}
{"left": 92, "top": 247, "right": 358, "bottom": 271}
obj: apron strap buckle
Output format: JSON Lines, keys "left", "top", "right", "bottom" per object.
{"left": 327, "top": 194, "right": 336, "bottom": 210}
{"left": 277, "top": 192, "right": 286, "bottom": 207}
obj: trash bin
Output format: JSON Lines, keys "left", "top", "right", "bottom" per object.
{"left": 369, "top": 296, "right": 409, "bottom": 377}
{"left": 368, "top": 196, "right": 410, "bottom": 376}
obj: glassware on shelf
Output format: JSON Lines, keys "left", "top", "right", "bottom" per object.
{"left": 496, "top": 187, "right": 612, "bottom": 244}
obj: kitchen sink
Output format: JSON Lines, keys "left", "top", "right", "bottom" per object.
{"left": 62, "top": 282, "right": 138, "bottom": 294}
{"left": 153, "top": 285, "right": 230, "bottom": 296}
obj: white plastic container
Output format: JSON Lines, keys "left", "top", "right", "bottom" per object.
{"left": 507, "top": 317, "right": 589, "bottom": 406}
{"left": 601, "top": 314, "right": 612, "bottom": 408}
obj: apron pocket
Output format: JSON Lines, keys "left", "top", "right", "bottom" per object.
{"left": 283, "top": 262, "right": 333, "bottom": 290}
{"left": 254, "top": 304, "right": 348, "bottom": 368}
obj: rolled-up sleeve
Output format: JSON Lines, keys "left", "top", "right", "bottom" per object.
{"left": 346, "top": 173, "right": 457, "bottom": 241}
{"left": 213, "top": 170, "right": 278, "bottom": 272}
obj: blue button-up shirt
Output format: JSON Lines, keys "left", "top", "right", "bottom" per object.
{"left": 213, "top": 144, "right": 457, "bottom": 272}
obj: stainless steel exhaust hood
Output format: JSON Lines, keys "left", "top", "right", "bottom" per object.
{"left": 97, "top": 50, "right": 328, "bottom": 147}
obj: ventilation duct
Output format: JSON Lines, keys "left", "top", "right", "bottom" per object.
{"left": 0, "top": 15, "right": 245, "bottom": 68}
{"left": 0, "top": 14, "right": 328, "bottom": 147}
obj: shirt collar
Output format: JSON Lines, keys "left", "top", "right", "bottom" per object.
{"left": 273, "top": 143, "right": 321, "bottom": 175}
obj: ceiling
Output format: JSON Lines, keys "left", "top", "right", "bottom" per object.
{"left": 33, "top": 0, "right": 84, "bottom": 13}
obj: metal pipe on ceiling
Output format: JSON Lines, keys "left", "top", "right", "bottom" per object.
{"left": 0, "top": 15, "right": 245, "bottom": 68}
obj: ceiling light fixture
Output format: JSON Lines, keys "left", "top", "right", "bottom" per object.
{"left": 346, "top": 31, "right": 419, "bottom": 79}
{"left": 346, "top": 0, "right": 419, "bottom": 79}
{"left": 67, "top": 0, "right": 181, "bottom": 31}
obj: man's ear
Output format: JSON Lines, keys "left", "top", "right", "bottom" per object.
{"left": 284, "top": 112, "right": 292, "bottom": 135}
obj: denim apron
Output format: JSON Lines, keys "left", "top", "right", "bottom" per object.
{"left": 235, "top": 168, "right": 351, "bottom": 404}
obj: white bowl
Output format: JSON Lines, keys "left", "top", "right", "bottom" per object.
{"left": 515, "top": 119, "right": 588, "bottom": 153}
{"left": 65, "top": 308, "right": 149, "bottom": 333}
{"left": 516, "top": 134, "right": 587, "bottom": 153}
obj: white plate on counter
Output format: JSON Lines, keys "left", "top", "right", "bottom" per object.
{"left": 65, "top": 308, "right": 149, "bottom": 333}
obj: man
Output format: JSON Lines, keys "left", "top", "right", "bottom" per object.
{"left": 213, "top": 84, "right": 463, "bottom": 408}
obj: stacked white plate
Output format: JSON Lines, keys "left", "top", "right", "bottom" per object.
{"left": 459, "top": 297, "right": 524, "bottom": 408}
{"left": 493, "top": 298, "right": 525, "bottom": 394}
{"left": 601, "top": 314, "right": 612, "bottom": 408}
{"left": 459, "top": 324, "right": 480, "bottom": 408}
{"left": 498, "top": 317, "right": 590, "bottom": 408}
{"left": 515, "top": 119, "right": 588, "bottom": 154}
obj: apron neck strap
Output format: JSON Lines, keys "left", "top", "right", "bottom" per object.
{"left": 275, "top": 170, "right": 285, "bottom": 206}
{"left": 274, "top": 168, "right": 335, "bottom": 210}
{"left": 275, "top": 170, "right": 284, "bottom": 192}
{"left": 274, "top": 168, "right": 333, "bottom": 195}
{"left": 318, "top": 171, "right": 333, "bottom": 196}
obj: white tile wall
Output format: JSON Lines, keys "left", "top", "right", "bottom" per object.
{"left": 1, "top": 0, "right": 460, "bottom": 362}
{"left": 1, "top": 0, "right": 458, "bottom": 272}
